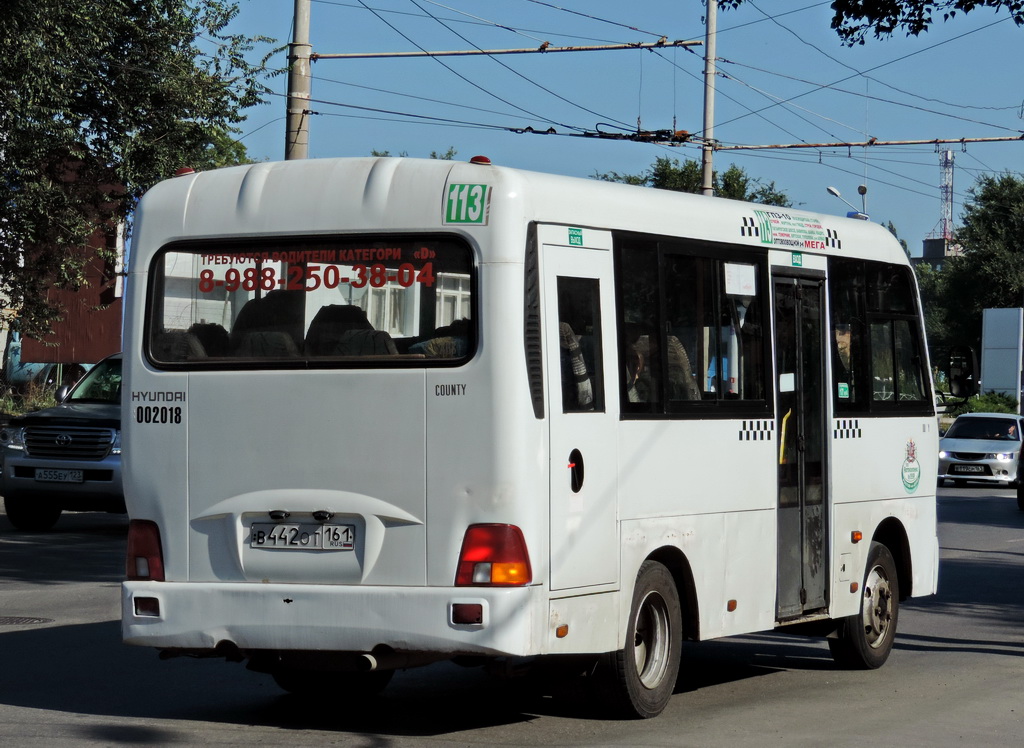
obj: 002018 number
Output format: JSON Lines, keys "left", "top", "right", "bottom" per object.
{"left": 135, "top": 406, "right": 182, "bottom": 424}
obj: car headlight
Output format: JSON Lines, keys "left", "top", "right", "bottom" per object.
{"left": 989, "top": 452, "right": 1014, "bottom": 461}
{"left": 0, "top": 426, "right": 25, "bottom": 450}
{"left": 938, "top": 450, "right": 949, "bottom": 459}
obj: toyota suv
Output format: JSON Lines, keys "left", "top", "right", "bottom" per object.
{"left": 1, "top": 353, "right": 123, "bottom": 531}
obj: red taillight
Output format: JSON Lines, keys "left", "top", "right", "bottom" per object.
{"left": 126, "top": 520, "right": 165, "bottom": 581}
{"left": 455, "top": 524, "right": 532, "bottom": 586}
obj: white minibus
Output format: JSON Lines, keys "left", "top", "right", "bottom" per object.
{"left": 122, "top": 156, "right": 938, "bottom": 718}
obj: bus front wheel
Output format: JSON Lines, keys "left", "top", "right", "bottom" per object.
{"left": 597, "top": 560, "right": 682, "bottom": 719}
{"left": 828, "top": 541, "right": 899, "bottom": 669}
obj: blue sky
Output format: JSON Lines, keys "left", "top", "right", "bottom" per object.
{"left": 225, "top": 1, "right": 1024, "bottom": 256}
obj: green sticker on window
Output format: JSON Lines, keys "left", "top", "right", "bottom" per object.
{"left": 444, "top": 183, "right": 490, "bottom": 224}
{"left": 838, "top": 382, "right": 850, "bottom": 399}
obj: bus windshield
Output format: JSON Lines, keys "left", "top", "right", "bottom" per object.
{"left": 147, "top": 236, "right": 474, "bottom": 367}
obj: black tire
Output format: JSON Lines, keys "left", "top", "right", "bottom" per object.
{"left": 272, "top": 667, "right": 393, "bottom": 699}
{"left": 597, "top": 560, "right": 682, "bottom": 719}
{"left": 3, "top": 496, "right": 62, "bottom": 531}
{"left": 828, "top": 541, "right": 899, "bottom": 670}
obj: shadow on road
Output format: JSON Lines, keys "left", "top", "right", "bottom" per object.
{"left": 0, "top": 510, "right": 127, "bottom": 585}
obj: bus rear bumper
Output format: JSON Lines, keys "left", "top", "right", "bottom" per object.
{"left": 122, "top": 581, "right": 545, "bottom": 659}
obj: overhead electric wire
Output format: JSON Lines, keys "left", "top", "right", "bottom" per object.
{"left": 716, "top": 58, "right": 1024, "bottom": 134}
{"left": 406, "top": 0, "right": 635, "bottom": 131}
{"left": 353, "top": 0, "right": 586, "bottom": 132}
{"left": 713, "top": 14, "right": 1016, "bottom": 131}
{"left": 312, "top": 0, "right": 627, "bottom": 46}
{"left": 519, "top": 0, "right": 665, "bottom": 38}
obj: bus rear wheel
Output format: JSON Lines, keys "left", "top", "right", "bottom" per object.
{"left": 828, "top": 541, "right": 899, "bottom": 669}
{"left": 597, "top": 560, "right": 681, "bottom": 719}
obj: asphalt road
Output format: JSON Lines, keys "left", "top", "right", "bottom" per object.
{"left": 0, "top": 487, "right": 1021, "bottom": 747}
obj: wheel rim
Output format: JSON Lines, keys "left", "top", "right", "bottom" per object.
{"left": 861, "top": 564, "right": 893, "bottom": 649}
{"left": 633, "top": 590, "right": 672, "bottom": 689}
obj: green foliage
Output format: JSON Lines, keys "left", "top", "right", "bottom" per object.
{"left": 370, "top": 147, "right": 457, "bottom": 160}
{"left": 0, "top": 381, "right": 59, "bottom": 418}
{"left": 946, "top": 390, "right": 1020, "bottom": 417}
{"left": 720, "top": 1, "right": 1024, "bottom": 45}
{"left": 593, "top": 156, "right": 793, "bottom": 207}
{"left": 934, "top": 173, "right": 1024, "bottom": 350}
{"left": 1, "top": 0, "right": 277, "bottom": 337}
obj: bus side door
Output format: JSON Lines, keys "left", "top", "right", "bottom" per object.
{"left": 773, "top": 273, "right": 828, "bottom": 618}
{"left": 541, "top": 239, "right": 619, "bottom": 591}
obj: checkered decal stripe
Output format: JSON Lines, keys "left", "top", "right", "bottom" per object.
{"left": 826, "top": 229, "right": 841, "bottom": 249}
{"left": 834, "top": 419, "right": 862, "bottom": 439}
{"left": 741, "top": 216, "right": 759, "bottom": 238}
{"left": 738, "top": 420, "right": 774, "bottom": 441}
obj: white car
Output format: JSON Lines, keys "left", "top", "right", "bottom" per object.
{"left": 938, "top": 412, "right": 1024, "bottom": 491}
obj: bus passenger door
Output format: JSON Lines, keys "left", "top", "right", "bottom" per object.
{"left": 542, "top": 242, "right": 618, "bottom": 591}
{"left": 773, "top": 275, "right": 828, "bottom": 619}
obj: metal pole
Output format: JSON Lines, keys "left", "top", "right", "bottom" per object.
{"left": 285, "top": 0, "right": 312, "bottom": 160}
{"left": 701, "top": 0, "right": 717, "bottom": 196}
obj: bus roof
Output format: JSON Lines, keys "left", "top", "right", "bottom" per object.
{"left": 132, "top": 156, "right": 909, "bottom": 267}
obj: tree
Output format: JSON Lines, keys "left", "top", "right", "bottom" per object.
{"left": 720, "top": 1, "right": 1024, "bottom": 44}
{"left": 1, "top": 1, "right": 275, "bottom": 337}
{"left": 931, "top": 172, "right": 1024, "bottom": 349}
{"left": 594, "top": 156, "right": 793, "bottom": 207}
{"left": 370, "top": 147, "right": 458, "bottom": 160}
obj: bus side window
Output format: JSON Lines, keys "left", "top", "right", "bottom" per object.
{"left": 557, "top": 277, "right": 604, "bottom": 413}
{"left": 830, "top": 258, "right": 930, "bottom": 411}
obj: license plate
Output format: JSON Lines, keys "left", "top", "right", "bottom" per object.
{"left": 250, "top": 523, "right": 355, "bottom": 550}
{"left": 35, "top": 468, "right": 84, "bottom": 483}
{"left": 952, "top": 464, "right": 985, "bottom": 474}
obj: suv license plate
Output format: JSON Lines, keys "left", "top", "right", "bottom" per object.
{"left": 250, "top": 523, "right": 355, "bottom": 551}
{"left": 35, "top": 468, "right": 84, "bottom": 483}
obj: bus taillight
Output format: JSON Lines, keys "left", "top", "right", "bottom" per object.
{"left": 126, "top": 520, "right": 165, "bottom": 581}
{"left": 455, "top": 524, "right": 532, "bottom": 586}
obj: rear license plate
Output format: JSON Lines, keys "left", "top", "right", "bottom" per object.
{"left": 35, "top": 468, "right": 84, "bottom": 483}
{"left": 952, "top": 464, "right": 985, "bottom": 474}
{"left": 250, "top": 523, "right": 355, "bottom": 550}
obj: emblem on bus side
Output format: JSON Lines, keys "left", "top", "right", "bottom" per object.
{"left": 902, "top": 439, "right": 921, "bottom": 493}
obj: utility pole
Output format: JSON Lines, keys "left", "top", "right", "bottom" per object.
{"left": 286, "top": 0, "right": 312, "bottom": 160}
{"left": 701, "top": 0, "right": 717, "bottom": 196}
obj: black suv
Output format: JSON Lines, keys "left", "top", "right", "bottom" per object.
{"left": 1, "top": 354, "right": 123, "bottom": 531}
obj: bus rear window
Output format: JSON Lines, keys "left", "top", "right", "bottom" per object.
{"left": 147, "top": 236, "right": 474, "bottom": 367}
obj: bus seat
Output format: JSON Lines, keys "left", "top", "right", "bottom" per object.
{"left": 152, "top": 331, "right": 206, "bottom": 362}
{"left": 666, "top": 335, "right": 700, "bottom": 400}
{"left": 188, "top": 322, "right": 229, "bottom": 357}
{"left": 331, "top": 329, "right": 398, "bottom": 356}
{"left": 305, "top": 304, "right": 373, "bottom": 355}
{"left": 229, "top": 290, "right": 305, "bottom": 352}
{"left": 234, "top": 331, "right": 300, "bottom": 358}
{"left": 559, "top": 322, "right": 593, "bottom": 410}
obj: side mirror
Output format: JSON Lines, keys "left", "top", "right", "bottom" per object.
{"left": 56, "top": 385, "right": 72, "bottom": 403}
{"left": 948, "top": 345, "right": 978, "bottom": 398}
